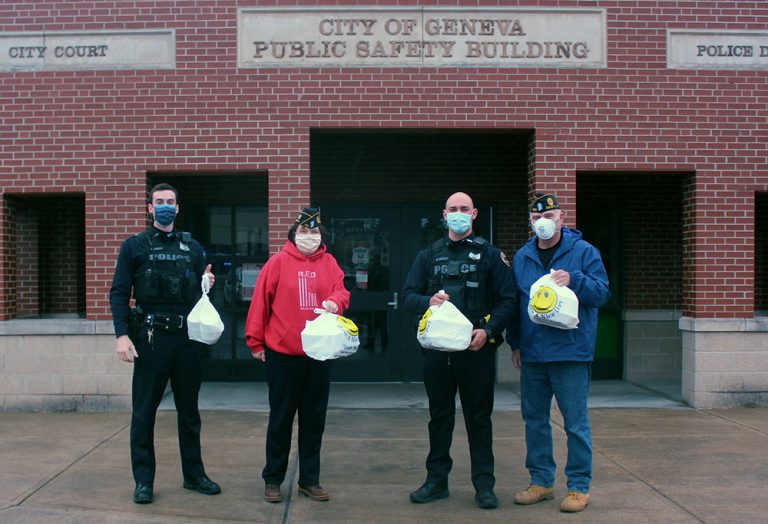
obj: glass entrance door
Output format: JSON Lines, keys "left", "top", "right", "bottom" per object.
{"left": 323, "top": 206, "right": 407, "bottom": 380}
{"left": 323, "top": 203, "right": 491, "bottom": 382}
{"left": 199, "top": 205, "right": 269, "bottom": 381}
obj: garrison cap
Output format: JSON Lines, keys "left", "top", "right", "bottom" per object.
{"left": 296, "top": 207, "right": 321, "bottom": 228}
{"left": 530, "top": 193, "right": 560, "bottom": 213}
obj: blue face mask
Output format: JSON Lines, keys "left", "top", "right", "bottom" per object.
{"left": 446, "top": 211, "right": 472, "bottom": 235}
{"left": 153, "top": 204, "right": 177, "bottom": 227}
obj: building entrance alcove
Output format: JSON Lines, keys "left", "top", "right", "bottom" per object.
{"left": 311, "top": 129, "right": 531, "bottom": 381}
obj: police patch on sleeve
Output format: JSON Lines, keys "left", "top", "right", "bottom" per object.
{"left": 500, "top": 251, "right": 511, "bottom": 267}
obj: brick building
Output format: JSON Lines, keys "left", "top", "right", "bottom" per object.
{"left": 1, "top": 1, "right": 766, "bottom": 411}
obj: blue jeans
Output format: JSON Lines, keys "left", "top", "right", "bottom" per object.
{"left": 520, "top": 361, "right": 592, "bottom": 493}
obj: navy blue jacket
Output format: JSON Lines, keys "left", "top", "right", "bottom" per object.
{"left": 403, "top": 233, "right": 517, "bottom": 342}
{"left": 507, "top": 228, "right": 610, "bottom": 362}
{"left": 109, "top": 227, "right": 207, "bottom": 338}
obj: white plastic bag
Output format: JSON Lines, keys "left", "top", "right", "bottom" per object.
{"left": 528, "top": 270, "right": 580, "bottom": 330}
{"left": 417, "top": 299, "right": 473, "bottom": 351}
{"left": 187, "top": 274, "right": 225, "bottom": 345}
{"left": 301, "top": 309, "right": 360, "bottom": 361}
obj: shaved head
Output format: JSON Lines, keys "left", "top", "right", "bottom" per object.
{"left": 445, "top": 192, "right": 474, "bottom": 210}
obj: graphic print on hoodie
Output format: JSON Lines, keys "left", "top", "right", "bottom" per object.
{"left": 298, "top": 270, "right": 319, "bottom": 310}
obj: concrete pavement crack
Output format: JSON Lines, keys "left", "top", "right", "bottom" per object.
{"left": 13, "top": 421, "right": 131, "bottom": 507}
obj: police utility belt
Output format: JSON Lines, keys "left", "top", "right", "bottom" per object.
{"left": 143, "top": 312, "right": 186, "bottom": 333}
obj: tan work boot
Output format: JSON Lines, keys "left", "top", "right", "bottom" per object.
{"left": 560, "top": 491, "right": 590, "bottom": 512}
{"left": 513, "top": 484, "right": 555, "bottom": 505}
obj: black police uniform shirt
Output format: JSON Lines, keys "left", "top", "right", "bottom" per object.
{"left": 109, "top": 226, "right": 208, "bottom": 339}
{"left": 402, "top": 233, "right": 517, "bottom": 343}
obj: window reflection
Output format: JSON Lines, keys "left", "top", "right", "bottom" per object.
{"left": 344, "top": 310, "right": 389, "bottom": 357}
{"left": 204, "top": 205, "right": 269, "bottom": 362}
{"left": 330, "top": 218, "right": 390, "bottom": 292}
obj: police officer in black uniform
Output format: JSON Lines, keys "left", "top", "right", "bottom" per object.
{"left": 403, "top": 192, "right": 517, "bottom": 510}
{"left": 110, "top": 183, "right": 221, "bottom": 504}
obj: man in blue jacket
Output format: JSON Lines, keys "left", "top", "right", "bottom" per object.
{"left": 507, "top": 193, "right": 610, "bottom": 513}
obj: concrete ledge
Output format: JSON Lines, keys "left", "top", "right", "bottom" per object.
{"left": 0, "top": 320, "right": 115, "bottom": 336}
{"left": 679, "top": 316, "right": 768, "bottom": 332}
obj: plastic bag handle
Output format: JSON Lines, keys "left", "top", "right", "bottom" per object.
{"left": 435, "top": 289, "right": 447, "bottom": 308}
{"left": 201, "top": 273, "right": 211, "bottom": 294}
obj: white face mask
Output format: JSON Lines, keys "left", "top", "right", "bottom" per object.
{"left": 295, "top": 233, "right": 321, "bottom": 255}
{"left": 532, "top": 217, "right": 558, "bottom": 240}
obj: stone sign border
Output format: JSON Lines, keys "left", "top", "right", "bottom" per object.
{"left": 237, "top": 6, "right": 608, "bottom": 69}
{"left": 0, "top": 29, "right": 176, "bottom": 72}
{"left": 667, "top": 29, "right": 768, "bottom": 70}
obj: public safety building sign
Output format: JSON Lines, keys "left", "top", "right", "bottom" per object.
{"left": 238, "top": 7, "right": 606, "bottom": 68}
{"left": 668, "top": 30, "right": 768, "bottom": 70}
{"left": 0, "top": 30, "right": 175, "bottom": 71}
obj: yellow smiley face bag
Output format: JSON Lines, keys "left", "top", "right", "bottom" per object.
{"left": 527, "top": 271, "right": 579, "bottom": 330}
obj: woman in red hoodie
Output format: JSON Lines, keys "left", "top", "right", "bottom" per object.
{"left": 245, "top": 207, "right": 350, "bottom": 504}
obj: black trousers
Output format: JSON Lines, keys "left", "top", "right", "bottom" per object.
{"left": 130, "top": 326, "right": 205, "bottom": 485}
{"left": 422, "top": 347, "right": 496, "bottom": 491}
{"left": 263, "top": 347, "right": 331, "bottom": 486}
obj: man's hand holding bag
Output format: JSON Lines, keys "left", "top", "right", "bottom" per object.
{"left": 417, "top": 299, "right": 474, "bottom": 351}
{"left": 187, "top": 274, "right": 225, "bottom": 345}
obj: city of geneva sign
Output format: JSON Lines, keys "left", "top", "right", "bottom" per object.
{"left": 238, "top": 7, "right": 606, "bottom": 68}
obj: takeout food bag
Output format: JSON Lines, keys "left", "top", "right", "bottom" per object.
{"left": 187, "top": 274, "right": 225, "bottom": 345}
{"left": 527, "top": 271, "right": 579, "bottom": 330}
{"left": 417, "top": 300, "right": 473, "bottom": 351}
{"left": 301, "top": 310, "right": 360, "bottom": 361}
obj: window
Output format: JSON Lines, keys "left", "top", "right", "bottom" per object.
{"left": 3, "top": 194, "right": 85, "bottom": 319}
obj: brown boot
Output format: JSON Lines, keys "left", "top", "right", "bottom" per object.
{"left": 560, "top": 491, "right": 590, "bottom": 512}
{"left": 514, "top": 485, "right": 554, "bottom": 505}
{"left": 298, "top": 484, "right": 330, "bottom": 501}
{"left": 264, "top": 483, "right": 283, "bottom": 503}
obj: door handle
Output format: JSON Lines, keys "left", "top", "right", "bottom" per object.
{"left": 387, "top": 292, "right": 398, "bottom": 310}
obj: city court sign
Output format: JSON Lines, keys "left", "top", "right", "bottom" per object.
{"left": 668, "top": 30, "right": 768, "bottom": 70}
{"left": 238, "top": 7, "right": 607, "bottom": 68}
{"left": 0, "top": 30, "right": 175, "bottom": 71}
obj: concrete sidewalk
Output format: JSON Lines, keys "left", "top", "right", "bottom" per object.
{"left": 1, "top": 385, "right": 767, "bottom": 523}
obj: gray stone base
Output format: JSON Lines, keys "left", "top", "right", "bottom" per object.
{"left": 0, "top": 320, "right": 131, "bottom": 412}
{"left": 624, "top": 309, "right": 682, "bottom": 384}
{"left": 680, "top": 316, "right": 768, "bottom": 408}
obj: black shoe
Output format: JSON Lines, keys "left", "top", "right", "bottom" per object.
{"left": 133, "top": 482, "right": 153, "bottom": 504}
{"left": 410, "top": 481, "right": 449, "bottom": 504}
{"left": 183, "top": 476, "right": 221, "bottom": 495}
{"left": 475, "top": 489, "right": 498, "bottom": 509}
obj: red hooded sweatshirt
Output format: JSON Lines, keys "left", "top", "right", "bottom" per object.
{"left": 245, "top": 240, "right": 350, "bottom": 357}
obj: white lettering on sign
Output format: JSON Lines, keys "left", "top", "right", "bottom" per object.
{"left": 0, "top": 30, "right": 175, "bottom": 71}
{"left": 238, "top": 8, "right": 606, "bottom": 68}
{"left": 667, "top": 30, "right": 768, "bottom": 70}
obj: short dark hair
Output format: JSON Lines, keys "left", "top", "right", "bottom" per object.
{"left": 149, "top": 183, "right": 178, "bottom": 203}
{"left": 288, "top": 223, "right": 330, "bottom": 247}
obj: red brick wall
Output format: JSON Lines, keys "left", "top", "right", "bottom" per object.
{"left": 14, "top": 203, "right": 39, "bottom": 317}
{"left": 1, "top": 1, "right": 767, "bottom": 319}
